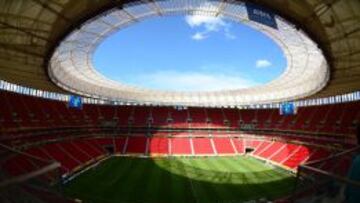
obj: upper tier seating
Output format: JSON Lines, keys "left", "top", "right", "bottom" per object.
{"left": 1, "top": 91, "right": 358, "bottom": 137}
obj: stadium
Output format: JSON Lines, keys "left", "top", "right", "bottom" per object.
{"left": 0, "top": 0, "right": 359, "bottom": 202}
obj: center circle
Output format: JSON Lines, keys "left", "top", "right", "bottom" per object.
{"left": 93, "top": 15, "right": 286, "bottom": 92}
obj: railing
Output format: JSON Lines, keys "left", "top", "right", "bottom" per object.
{"left": 291, "top": 146, "right": 360, "bottom": 203}
{"left": 1, "top": 80, "right": 360, "bottom": 108}
{"left": 0, "top": 144, "right": 70, "bottom": 202}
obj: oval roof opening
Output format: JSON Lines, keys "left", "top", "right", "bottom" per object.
{"left": 93, "top": 15, "right": 286, "bottom": 92}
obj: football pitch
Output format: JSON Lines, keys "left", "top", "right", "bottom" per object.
{"left": 64, "top": 156, "right": 295, "bottom": 203}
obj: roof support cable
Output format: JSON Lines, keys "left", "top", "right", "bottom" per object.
{"left": 0, "top": 21, "right": 50, "bottom": 42}
{"left": 30, "top": 0, "right": 70, "bottom": 22}
{"left": 215, "top": 0, "right": 228, "bottom": 17}
{"left": 0, "top": 43, "right": 44, "bottom": 58}
{"left": 141, "top": 0, "right": 163, "bottom": 16}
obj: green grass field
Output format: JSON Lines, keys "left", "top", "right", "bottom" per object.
{"left": 64, "top": 156, "right": 295, "bottom": 203}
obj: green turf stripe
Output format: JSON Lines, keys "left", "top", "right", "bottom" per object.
{"left": 127, "top": 159, "right": 157, "bottom": 202}
{"left": 233, "top": 157, "right": 295, "bottom": 199}
{"left": 169, "top": 158, "right": 197, "bottom": 203}
{"left": 64, "top": 156, "right": 296, "bottom": 203}
{"left": 186, "top": 158, "right": 228, "bottom": 203}
{"left": 141, "top": 159, "right": 163, "bottom": 202}
{"left": 104, "top": 158, "right": 150, "bottom": 202}
{"left": 199, "top": 157, "right": 242, "bottom": 202}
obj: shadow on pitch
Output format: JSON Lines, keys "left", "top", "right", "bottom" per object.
{"left": 64, "top": 155, "right": 295, "bottom": 203}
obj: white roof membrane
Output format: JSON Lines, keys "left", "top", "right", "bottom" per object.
{"left": 49, "top": 0, "right": 329, "bottom": 107}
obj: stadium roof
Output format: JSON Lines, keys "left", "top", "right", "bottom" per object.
{"left": 0, "top": 0, "right": 359, "bottom": 106}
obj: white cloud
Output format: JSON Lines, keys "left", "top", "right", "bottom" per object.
{"left": 129, "top": 70, "right": 257, "bottom": 91}
{"left": 256, "top": 59, "right": 272, "bottom": 68}
{"left": 192, "top": 32, "right": 207, "bottom": 40}
{"left": 185, "top": 15, "right": 235, "bottom": 40}
{"left": 185, "top": 15, "right": 226, "bottom": 32}
{"left": 224, "top": 31, "right": 236, "bottom": 40}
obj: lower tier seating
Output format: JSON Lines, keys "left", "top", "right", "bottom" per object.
{"left": 2, "top": 135, "right": 337, "bottom": 179}
{"left": 213, "top": 138, "right": 236, "bottom": 154}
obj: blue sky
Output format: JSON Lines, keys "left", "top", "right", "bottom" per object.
{"left": 93, "top": 15, "right": 286, "bottom": 91}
